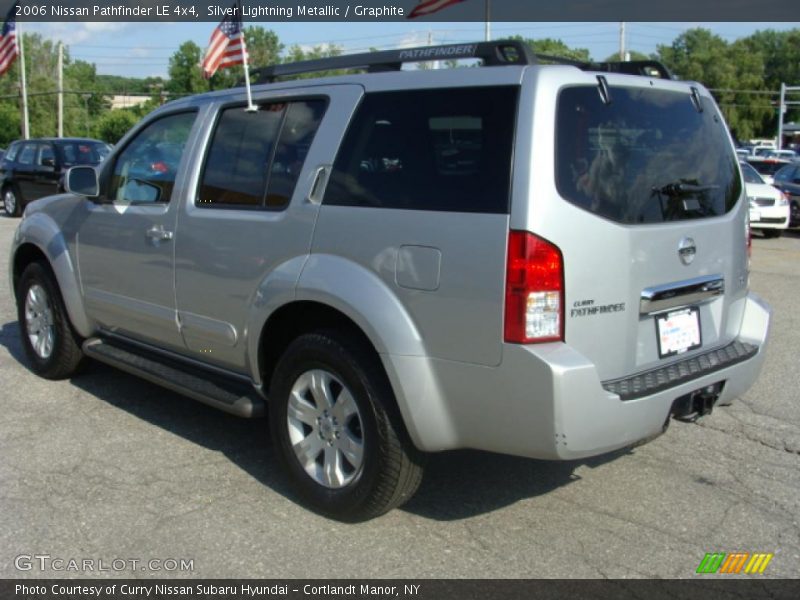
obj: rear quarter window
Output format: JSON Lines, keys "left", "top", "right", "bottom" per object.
{"left": 324, "top": 86, "right": 518, "bottom": 213}
{"left": 556, "top": 86, "right": 741, "bottom": 224}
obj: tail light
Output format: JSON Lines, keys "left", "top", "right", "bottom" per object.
{"left": 504, "top": 231, "right": 564, "bottom": 344}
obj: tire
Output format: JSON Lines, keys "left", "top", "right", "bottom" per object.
{"left": 16, "top": 262, "right": 84, "bottom": 379}
{"left": 3, "top": 186, "right": 20, "bottom": 217}
{"left": 762, "top": 229, "right": 782, "bottom": 238}
{"left": 269, "top": 331, "right": 424, "bottom": 521}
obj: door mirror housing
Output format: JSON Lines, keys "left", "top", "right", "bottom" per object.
{"left": 65, "top": 166, "right": 100, "bottom": 198}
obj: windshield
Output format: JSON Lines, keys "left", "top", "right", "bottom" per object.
{"left": 57, "top": 141, "right": 111, "bottom": 166}
{"left": 739, "top": 162, "right": 765, "bottom": 184}
{"left": 556, "top": 86, "right": 741, "bottom": 224}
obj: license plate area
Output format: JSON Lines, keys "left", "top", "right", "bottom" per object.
{"left": 656, "top": 307, "right": 702, "bottom": 358}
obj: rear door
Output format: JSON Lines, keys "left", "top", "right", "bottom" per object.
{"left": 519, "top": 70, "right": 748, "bottom": 382}
{"left": 13, "top": 142, "right": 38, "bottom": 202}
{"left": 32, "top": 143, "right": 60, "bottom": 199}
{"left": 173, "top": 85, "right": 361, "bottom": 372}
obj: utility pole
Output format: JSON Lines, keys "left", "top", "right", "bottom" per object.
{"left": 619, "top": 22, "right": 626, "bottom": 61}
{"left": 485, "top": 0, "right": 491, "bottom": 42}
{"left": 57, "top": 42, "right": 63, "bottom": 138}
{"left": 778, "top": 83, "right": 800, "bottom": 150}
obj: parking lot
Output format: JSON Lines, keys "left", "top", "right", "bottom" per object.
{"left": 0, "top": 215, "right": 798, "bottom": 579}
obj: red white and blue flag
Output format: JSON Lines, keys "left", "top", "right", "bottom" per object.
{"left": 408, "top": 0, "right": 466, "bottom": 19}
{"left": 201, "top": 1, "right": 249, "bottom": 79}
{"left": 0, "top": 1, "right": 19, "bottom": 77}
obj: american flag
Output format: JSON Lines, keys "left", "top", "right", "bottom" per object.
{"left": 407, "top": 0, "right": 466, "bottom": 19}
{"left": 0, "top": 1, "right": 19, "bottom": 77}
{"left": 201, "top": 1, "right": 248, "bottom": 79}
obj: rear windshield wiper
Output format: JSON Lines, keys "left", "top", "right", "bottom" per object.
{"left": 652, "top": 182, "right": 719, "bottom": 197}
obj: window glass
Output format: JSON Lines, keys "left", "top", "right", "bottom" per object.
{"left": 109, "top": 112, "right": 196, "bottom": 204}
{"left": 556, "top": 87, "right": 741, "bottom": 224}
{"left": 265, "top": 101, "right": 326, "bottom": 207}
{"left": 5, "top": 143, "right": 20, "bottom": 162}
{"left": 324, "top": 87, "right": 518, "bottom": 213}
{"left": 17, "top": 144, "right": 36, "bottom": 165}
{"left": 59, "top": 141, "right": 111, "bottom": 166}
{"left": 773, "top": 165, "right": 795, "bottom": 182}
{"left": 740, "top": 162, "right": 764, "bottom": 185}
{"left": 37, "top": 144, "right": 55, "bottom": 167}
{"left": 198, "top": 99, "right": 325, "bottom": 208}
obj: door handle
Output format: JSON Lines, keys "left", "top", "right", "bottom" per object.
{"left": 145, "top": 225, "right": 173, "bottom": 241}
{"left": 307, "top": 165, "right": 331, "bottom": 205}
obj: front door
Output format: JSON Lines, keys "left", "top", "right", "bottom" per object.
{"left": 77, "top": 110, "right": 199, "bottom": 351}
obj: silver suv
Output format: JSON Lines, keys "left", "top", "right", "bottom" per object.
{"left": 8, "top": 42, "right": 771, "bottom": 521}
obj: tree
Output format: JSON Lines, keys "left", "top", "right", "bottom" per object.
{"left": 503, "top": 36, "right": 591, "bottom": 63}
{"left": 167, "top": 41, "right": 207, "bottom": 96}
{"left": 93, "top": 110, "right": 138, "bottom": 144}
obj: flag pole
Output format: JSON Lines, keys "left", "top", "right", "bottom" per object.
{"left": 17, "top": 19, "right": 29, "bottom": 139}
{"left": 239, "top": 0, "right": 256, "bottom": 112}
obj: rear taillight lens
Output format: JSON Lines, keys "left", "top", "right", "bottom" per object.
{"left": 504, "top": 231, "right": 564, "bottom": 344}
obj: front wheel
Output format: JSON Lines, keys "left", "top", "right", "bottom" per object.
{"left": 3, "top": 186, "right": 20, "bottom": 217}
{"left": 17, "top": 262, "right": 84, "bottom": 379}
{"left": 762, "top": 228, "right": 782, "bottom": 239}
{"left": 269, "top": 331, "right": 424, "bottom": 521}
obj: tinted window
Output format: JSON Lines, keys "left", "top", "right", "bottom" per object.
{"left": 58, "top": 141, "right": 110, "bottom": 166}
{"left": 198, "top": 99, "right": 325, "bottom": 209}
{"left": 749, "top": 160, "right": 789, "bottom": 177}
{"left": 5, "top": 143, "right": 20, "bottom": 162}
{"left": 740, "top": 162, "right": 764, "bottom": 184}
{"left": 18, "top": 144, "right": 36, "bottom": 165}
{"left": 324, "top": 87, "right": 518, "bottom": 213}
{"left": 556, "top": 87, "right": 741, "bottom": 224}
{"left": 773, "top": 165, "right": 794, "bottom": 182}
{"left": 37, "top": 144, "right": 55, "bottom": 167}
{"left": 109, "top": 112, "right": 196, "bottom": 204}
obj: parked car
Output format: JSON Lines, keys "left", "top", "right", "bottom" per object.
{"left": 745, "top": 157, "right": 791, "bottom": 185}
{"left": 762, "top": 149, "right": 797, "bottom": 161}
{"left": 735, "top": 148, "right": 752, "bottom": 159}
{"left": 9, "top": 41, "right": 771, "bottom": 520}
{"left": 739, "top": 161, "right": 790, "bottom": 237}
{"left": 1, "top": 137, "right": 112, "bottom": 217}
{"left": 771, "top": 163, "right": 800, "bottom": 227}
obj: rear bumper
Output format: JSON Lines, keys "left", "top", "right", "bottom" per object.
{"left": 388, "top": 292, "right": 770, "bottom": 460}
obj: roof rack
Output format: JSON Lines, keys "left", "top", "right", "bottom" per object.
{"left": 246, "top": 40, "right": 673, "bottom": 85}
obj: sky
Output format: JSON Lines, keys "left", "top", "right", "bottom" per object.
{"left": 24, "top": 21, "right": 800, "bottom": 82}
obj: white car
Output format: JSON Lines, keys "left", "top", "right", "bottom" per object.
{"left": 740, "top": 161, "right": 790, "bottom": 238}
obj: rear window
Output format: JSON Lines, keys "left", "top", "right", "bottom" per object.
{"left": 58, "top": 141, "right": 110, "bottom": 166}
{"left": 324, "top": 87, "right": 518, "bottom": 213}
{"left": 556, "top": 86, "right": 741, "bottom": 224}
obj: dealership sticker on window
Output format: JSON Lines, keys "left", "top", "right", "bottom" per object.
{"left": 656, "top": 307, "right": 701, "bottom": 358}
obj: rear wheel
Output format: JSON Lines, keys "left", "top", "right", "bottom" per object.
{"left": 3, "top": 186, "right": 20, "bottom": 217}
{"left": 17, "top": 262, "right": 84, "bottom": 379}
{"left": 269, "top": 331, "right": 424, "bottom": 521}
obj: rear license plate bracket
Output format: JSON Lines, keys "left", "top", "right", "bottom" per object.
{"left": 656, "top": 307, "right": 701, "bottom": 358}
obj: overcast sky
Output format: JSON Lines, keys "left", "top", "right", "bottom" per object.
{"left": 24, "top": 21, "right": 800, "bottom": 80}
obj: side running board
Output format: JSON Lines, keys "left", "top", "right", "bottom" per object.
{"left": 82, "top": 338, "right": 266, "bottom": 418}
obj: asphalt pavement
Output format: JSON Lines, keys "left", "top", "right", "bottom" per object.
{"left": 0, "top": 216, "right": 798, "bottom": 579}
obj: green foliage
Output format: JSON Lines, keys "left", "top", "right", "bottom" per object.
{"left": 1, "top": 27, "right": 799, "bottom": 147}
{"left": 503, "top": 36, "right": 591, "bottom": 62}
{"left": 93, "top": 110, "right": 138, "bottom": 144}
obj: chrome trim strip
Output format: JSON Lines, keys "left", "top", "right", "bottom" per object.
{"left": 640, "top": 274, "right": 725, "bottom": 315}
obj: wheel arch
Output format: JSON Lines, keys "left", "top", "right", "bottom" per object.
{"left": 11, "top": 215, "right": 92, "bottom": 337}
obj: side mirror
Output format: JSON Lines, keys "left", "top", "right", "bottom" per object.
{"left": 65, "top": 166, "right": 99, "bottom": 198}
